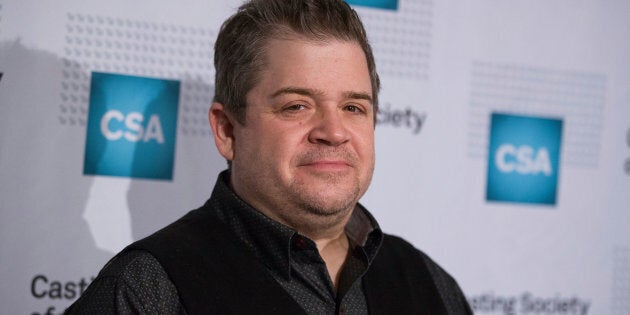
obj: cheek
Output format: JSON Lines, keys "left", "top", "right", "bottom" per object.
{"left": 355, "top": 128, "right": 375, "bottom": 155}
{"left": 255, "top": 128, "right": 300, "bottom": 164}
{"left": 234, "top": 127, "right": 270, "bottom": 166}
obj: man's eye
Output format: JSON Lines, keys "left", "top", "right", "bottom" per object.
{"left": 345, "top": 105, "right": 364, "bottom": 113}
{"left": 284, "top": 104, "right": 307, "bottom": 111}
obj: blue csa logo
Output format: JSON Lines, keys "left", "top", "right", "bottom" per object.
{"left": 84, "top": 72, "right": 180, "bottom": 180}
{"left": 345, "top": 0, "right": 398, "bottom": 10}
{"left": 486, "top": 113, "right": 563, "bottom": 205}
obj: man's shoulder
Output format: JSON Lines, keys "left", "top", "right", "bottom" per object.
{"left": 367, "top": 233, "right": 473, "bottom": 314}
{"left": 98, "top": 249, "right": 169, "bottom": 280}
{"left": 66, "top": 250, "right": 185, "bottom": 314}
{"left": 379, "top": 234, "right": 446, "bottom": 268}
{"left": 377, "top": 233, "right": 459, "bottom": 286}
{"left": 127, "top": 203, "right": 234, "bottom": 260}
{"left": 379, "top": 233, "right": 425, "bottom": 255}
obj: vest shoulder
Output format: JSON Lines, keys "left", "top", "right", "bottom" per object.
{"left": 379, "top": 233, "right": 455, "bottom": 280}
{"left": 373, "top": 233, "right": 473, "bottom": 314}
{"left": 379, "top": 234, "right": 433, "bottom": 263}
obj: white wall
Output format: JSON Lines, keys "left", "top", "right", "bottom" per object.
{"left": 1, "top": 1, "right": 628, "bottom": 314}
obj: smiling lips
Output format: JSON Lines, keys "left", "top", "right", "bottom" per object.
{"left": 301, "top": 160, "right": 351, "bottom": 171}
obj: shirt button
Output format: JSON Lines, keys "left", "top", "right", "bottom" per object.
{"left": 293, "top": 237, "right": 307, "bottom": 250}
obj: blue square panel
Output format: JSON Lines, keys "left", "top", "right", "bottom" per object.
{"left": 345, "top": 0, "right": 399, "bottom": 10}
{"left": 84, "top": 72, "right": 180, "bottom": 180}
{"left": 486, "top": 113, "right": 563, "bottom": 206}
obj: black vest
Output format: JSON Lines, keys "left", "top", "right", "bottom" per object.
{"left": 127, "top": 201, "right": 472, "bottom": 314}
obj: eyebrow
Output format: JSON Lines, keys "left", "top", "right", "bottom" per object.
{"left": 271, "top": 86, "right": 373, "bottom": 104}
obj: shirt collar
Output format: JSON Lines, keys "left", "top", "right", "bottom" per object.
{"left": 209, "top": 170, "right": 383, "bottom": 280}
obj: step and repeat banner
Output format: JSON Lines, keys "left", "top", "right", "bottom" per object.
{"left": 1, "top": 0, "right": 628, "bottom": 314}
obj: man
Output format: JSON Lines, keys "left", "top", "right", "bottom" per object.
{"left": 67, "top": 0, "right": 472, "bottom": 314}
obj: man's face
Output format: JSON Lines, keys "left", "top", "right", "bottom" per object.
{"left": 227, "top": 37, "right": 375, "bottom": 229}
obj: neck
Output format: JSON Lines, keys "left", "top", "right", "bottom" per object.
{"left": 311, "top": 229, "right": 351, "bottom": 289}
{"left": 265, "top": 205, "right": 355, "bottom": 289}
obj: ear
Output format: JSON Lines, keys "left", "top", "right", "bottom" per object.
{"left": 208, "top": 102, "right": 235, "bottom": 161}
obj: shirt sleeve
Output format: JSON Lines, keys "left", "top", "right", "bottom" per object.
{"left": 65, "top": 250, "right": 187, "bottom": 314}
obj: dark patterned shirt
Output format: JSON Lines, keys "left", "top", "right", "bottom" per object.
{"left": 67, "top": 171, "right": 383, "bottom": 314}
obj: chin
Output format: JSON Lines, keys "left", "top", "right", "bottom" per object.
{"left": 296, "top": 187, "right": 361, "bottom": 216}
{"left": 301, "top": 200, "right": 354, "bottom": 218}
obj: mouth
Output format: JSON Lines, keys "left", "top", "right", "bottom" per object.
{"left": 299, "top": 160, "right": 352, "bottom": 171}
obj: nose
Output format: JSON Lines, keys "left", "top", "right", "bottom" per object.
{"left": 308, "top": 108, "right": 350, "bottom": 146}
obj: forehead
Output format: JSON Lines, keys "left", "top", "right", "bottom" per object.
{"left": 255, "top": 37, "right": 372, "bottom": 98}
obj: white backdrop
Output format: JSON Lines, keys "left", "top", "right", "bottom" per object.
{"left": 1, "top": 1, "right": 628, "bottom": 314}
